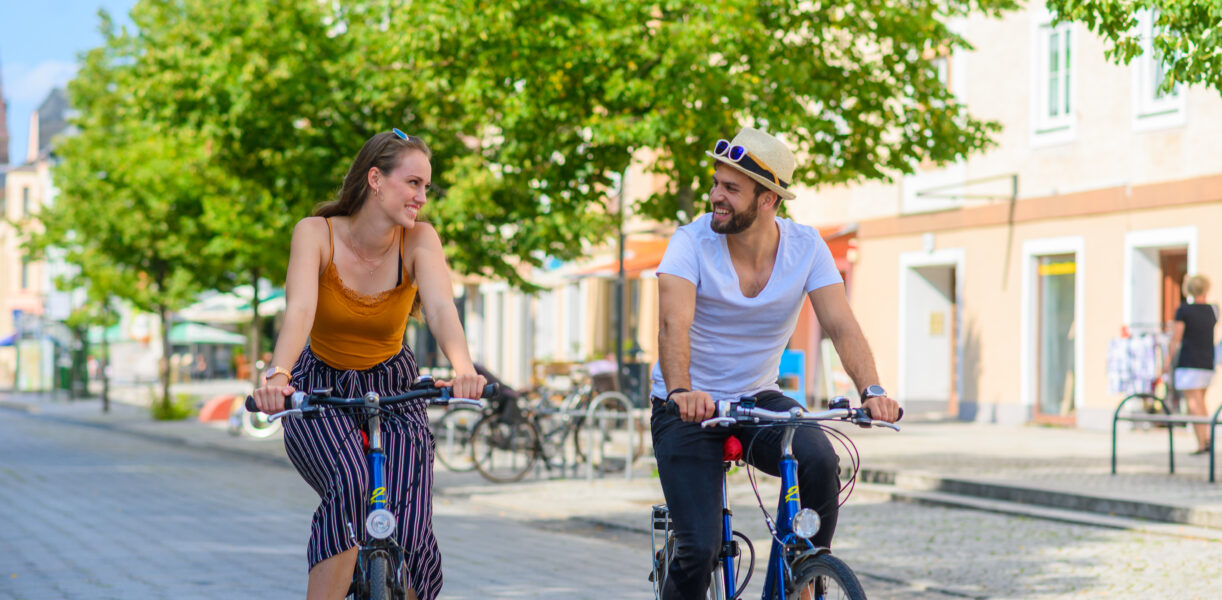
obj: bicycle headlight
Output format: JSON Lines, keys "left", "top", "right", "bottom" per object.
{"left": 792, "top": 508, "right": 821, "bottom": 539}
{"left": 365, "top": 509, "right": 397, "bottom": 539}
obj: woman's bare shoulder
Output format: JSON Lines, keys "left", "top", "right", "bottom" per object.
{"left": 292, "top": 216, "right": 331, "bottom": 240}
{"left": 403, "top": 221, "right": 442, "bottom": 248}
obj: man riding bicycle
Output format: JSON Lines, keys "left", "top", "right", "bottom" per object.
{"left": 651, "top": 126, "right": 900, "bottom": 599}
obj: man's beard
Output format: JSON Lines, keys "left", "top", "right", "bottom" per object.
{"left": 710, "top": 194, "right": 761, "bottom": 235}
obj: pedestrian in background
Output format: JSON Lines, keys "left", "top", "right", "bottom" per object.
{"left": 1165, "top": 274, "right": 1216, "bottom": 454}
{"left": 250, "top": 129, "right": 485, "bottom": 600}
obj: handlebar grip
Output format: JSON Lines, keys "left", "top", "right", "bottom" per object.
{"left": 245, "top": 394, "right": 292, "bottom": 413}
{"left": 481, "top": 383, "right": 500, "bottom": 399}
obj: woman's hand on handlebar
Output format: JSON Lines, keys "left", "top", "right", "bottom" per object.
{"left": 252, "top": 375, "right": 295, "bottom": 414}
{"left": 671, "top": 390, "right": 715, "bottom": 423}
{"left": 438, "top": 371, "right": 488, "bottom": 401}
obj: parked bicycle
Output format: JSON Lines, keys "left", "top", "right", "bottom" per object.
{"left": 247, "top": 376, "right": 497, "bottom": 600}
{"left": 469, "top": 374, "right": 646, "bottom": 482}
{"left": 650, "top": 396, "right": 900, "bottom": 600}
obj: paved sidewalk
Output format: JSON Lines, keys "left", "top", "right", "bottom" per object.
{"left": 4, "top": 390, "right": 1221, "bottom": 537}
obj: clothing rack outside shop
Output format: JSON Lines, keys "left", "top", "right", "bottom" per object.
{"left": 1107, "top": 322, "right": 1180, "bottom": 417}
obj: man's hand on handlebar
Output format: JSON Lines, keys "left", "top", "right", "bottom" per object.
{"left": 671, "top": 390, "right": 716, "bottom": 423}
{"left": 862, "top": 394, "right": 901, "bottom": 423}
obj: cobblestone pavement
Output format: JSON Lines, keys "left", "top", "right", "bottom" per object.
{"left": 5, "top": 393, "right": 1222, "bottom": 599}
{"left": 0, "top": 407, "right": 651, "bottom": 599}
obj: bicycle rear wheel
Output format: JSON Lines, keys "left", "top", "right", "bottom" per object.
{"left": 430, "top": 406, "right": 480, "bottom": 472}
{"left": 786, "top": 553, "right": 866, "bottom": 600}
{"left": 471, "top": 414, "right": 539, "bottom": 483}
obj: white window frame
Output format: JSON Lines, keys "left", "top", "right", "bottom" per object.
{"left": 1020, "top": 236, "right": 1086, "bottom": 418}
{"left": 1029, "top": 12, "right": 1078, "bottom": 147}
{"left": 1132, "top": 10, "right": 1186, "bottom": 131}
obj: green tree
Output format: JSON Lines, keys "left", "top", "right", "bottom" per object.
{"left": 30, "top": 14, "right": 237, "bottom": 408}
{"left": 1047, "top": 0, "right": 1222, "bottom": 93}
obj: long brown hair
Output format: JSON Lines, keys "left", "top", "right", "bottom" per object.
{"left": 316, "top": 131, "right": 433, "bottom": 319}
{"left": 314, "top": 131, "right": 433, "bottom": 218}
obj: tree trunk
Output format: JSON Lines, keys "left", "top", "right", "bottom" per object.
{"left": 158, "top": 304, "right": 172, "bottom": 411}
{"left": 249, "top": 268, "right": 262, "bottom": 388}
{"left": 677, "top": 183, "right": 695, "bottom": 224}
{"left": 101, "top": 310, "right": 110, "bottom": 413}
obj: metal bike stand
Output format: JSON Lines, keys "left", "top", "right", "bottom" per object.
{"left": 585, "top": 391, "right": 636, "bottom": 482}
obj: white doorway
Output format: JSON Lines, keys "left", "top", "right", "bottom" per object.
{"left": 899, "top": 249, "right": 964, "bottom": 418}
{"left": 1124, "top": 227, "right": 1196, "bottom": 332}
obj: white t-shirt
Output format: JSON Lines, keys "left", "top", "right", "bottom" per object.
{"left": 649, "top": 214, "right": 843, "bottom": 401}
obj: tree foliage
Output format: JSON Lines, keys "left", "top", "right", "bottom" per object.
{"left": 59, "top": 0, "right": 1018, "bottom": 293}
{"left": 1048, "top": 0, "right": 1222, "bottom": 93}
{"left": 407, "top": 0, "right": 1018, "bottom": 224}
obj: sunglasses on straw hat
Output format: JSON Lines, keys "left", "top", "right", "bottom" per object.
{"left": 712, "top": 139, "right": 782, "bottom": 187}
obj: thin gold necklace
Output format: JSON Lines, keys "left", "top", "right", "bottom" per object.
{"left": 345, "top": 229, "right": 397, "bottom": 276}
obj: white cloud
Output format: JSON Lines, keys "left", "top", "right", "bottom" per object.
{"left": 5, "top": 59, "right": 79, "bottom": 105}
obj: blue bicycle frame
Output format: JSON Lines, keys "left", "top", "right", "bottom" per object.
{"left": 716, "top": 424, "right": 806, "bottom": 600}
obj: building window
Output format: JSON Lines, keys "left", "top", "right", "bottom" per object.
{"left": 1038, "top": 22, "right": 1073, "bottom": 132}
{"left": 21, "top": 257, "right": 31, "bottom": 289}
{"left": 1030, "top": 14, "right": 1077, "bottom": 147}
{"left": 1133, "top": 9, "right": 1186, "bottom": 130}
{"left": 22, "top": 186, "right": 31, "bottom": 215}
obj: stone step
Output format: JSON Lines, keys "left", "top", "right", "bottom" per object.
{"left": 856, "top": 467, "right": 1222, "bottom": 531}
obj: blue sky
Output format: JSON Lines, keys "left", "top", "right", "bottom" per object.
{"left": 1, "top": 0, "right": 136, "bottom": 165}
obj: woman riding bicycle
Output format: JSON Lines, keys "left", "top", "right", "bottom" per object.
{"left": 250, "top": 130, "right": 485, "bottom": 600}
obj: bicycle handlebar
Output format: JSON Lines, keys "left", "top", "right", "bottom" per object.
{"left": 663, "top": 396, "right": 902, "bottom": 430}
{"left": 245, "top": 383, "right": 500, "bottom": 415}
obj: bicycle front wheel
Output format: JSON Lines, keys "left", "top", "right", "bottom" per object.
{"left": 471, "top": 415, "right": 539, "bottom": 483}
{"left": 368, "top": 554, "right": 390, "bottom": 600}
{"left": 430, "top": 406, "right": 480, "bottom": 472}
{"left": 786, "top": 553, "right": 866, "bottom": 600}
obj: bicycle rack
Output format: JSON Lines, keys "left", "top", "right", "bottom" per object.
{"left": 584, "top": 391, "right": 642, "bottom": 482}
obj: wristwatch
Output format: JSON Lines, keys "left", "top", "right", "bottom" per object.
{"left": 263, "top": 366, "right": 292, "bottom": 384}
{"left": 861, "top": 385, "right": 887, "bottom": 400}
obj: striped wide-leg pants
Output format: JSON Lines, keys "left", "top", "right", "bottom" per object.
{"left": 282, "top": 346, "right": 442, "bottom": 600}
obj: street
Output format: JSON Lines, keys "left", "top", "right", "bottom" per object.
{"left": 0, "top": 408, "right": 649, "bottom": 600}
{"left": 2, "top": 405, "right": 1220, "bottom": 599}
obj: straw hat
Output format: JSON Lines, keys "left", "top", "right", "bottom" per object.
{"left": 705, "top": 127, "right": 797, "bottom": 200}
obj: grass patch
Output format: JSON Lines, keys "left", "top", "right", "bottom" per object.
{"left": 150, "top": 393, "right": 196, "bottom": 421}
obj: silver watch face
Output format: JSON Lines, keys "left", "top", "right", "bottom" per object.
{"left": 263, "top": 367, "right": 277, "bottom": 379}
{"left": 863, "top": 385, "right": 886, "bottom": 398}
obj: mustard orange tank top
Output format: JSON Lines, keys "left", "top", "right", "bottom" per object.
{"left": 310, "top": 218, "right": 418, "bottom": 370}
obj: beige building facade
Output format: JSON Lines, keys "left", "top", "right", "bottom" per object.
{"left": 788, "top": 2, "right": 1222, "bottom": 428}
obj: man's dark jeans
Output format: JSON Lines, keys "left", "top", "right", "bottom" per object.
{"left": 651, "top": 391, "right": 840, "bottom": 600}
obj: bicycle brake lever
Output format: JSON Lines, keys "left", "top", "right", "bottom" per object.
{"left": 448, "top": 398, "right": 486, "bottom": 409}
{"left": 700, "top": 417, "right": 737, "bottom": 428}
{"left": 268, "top": 409, "right": 303, "bottom": 422}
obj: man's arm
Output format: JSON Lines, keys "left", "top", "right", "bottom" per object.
{"left": 808, "top": 283, "right": 900, "bottom": 422}
{"left": 658, "top": 274, "right": 715, "bottom": 422}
